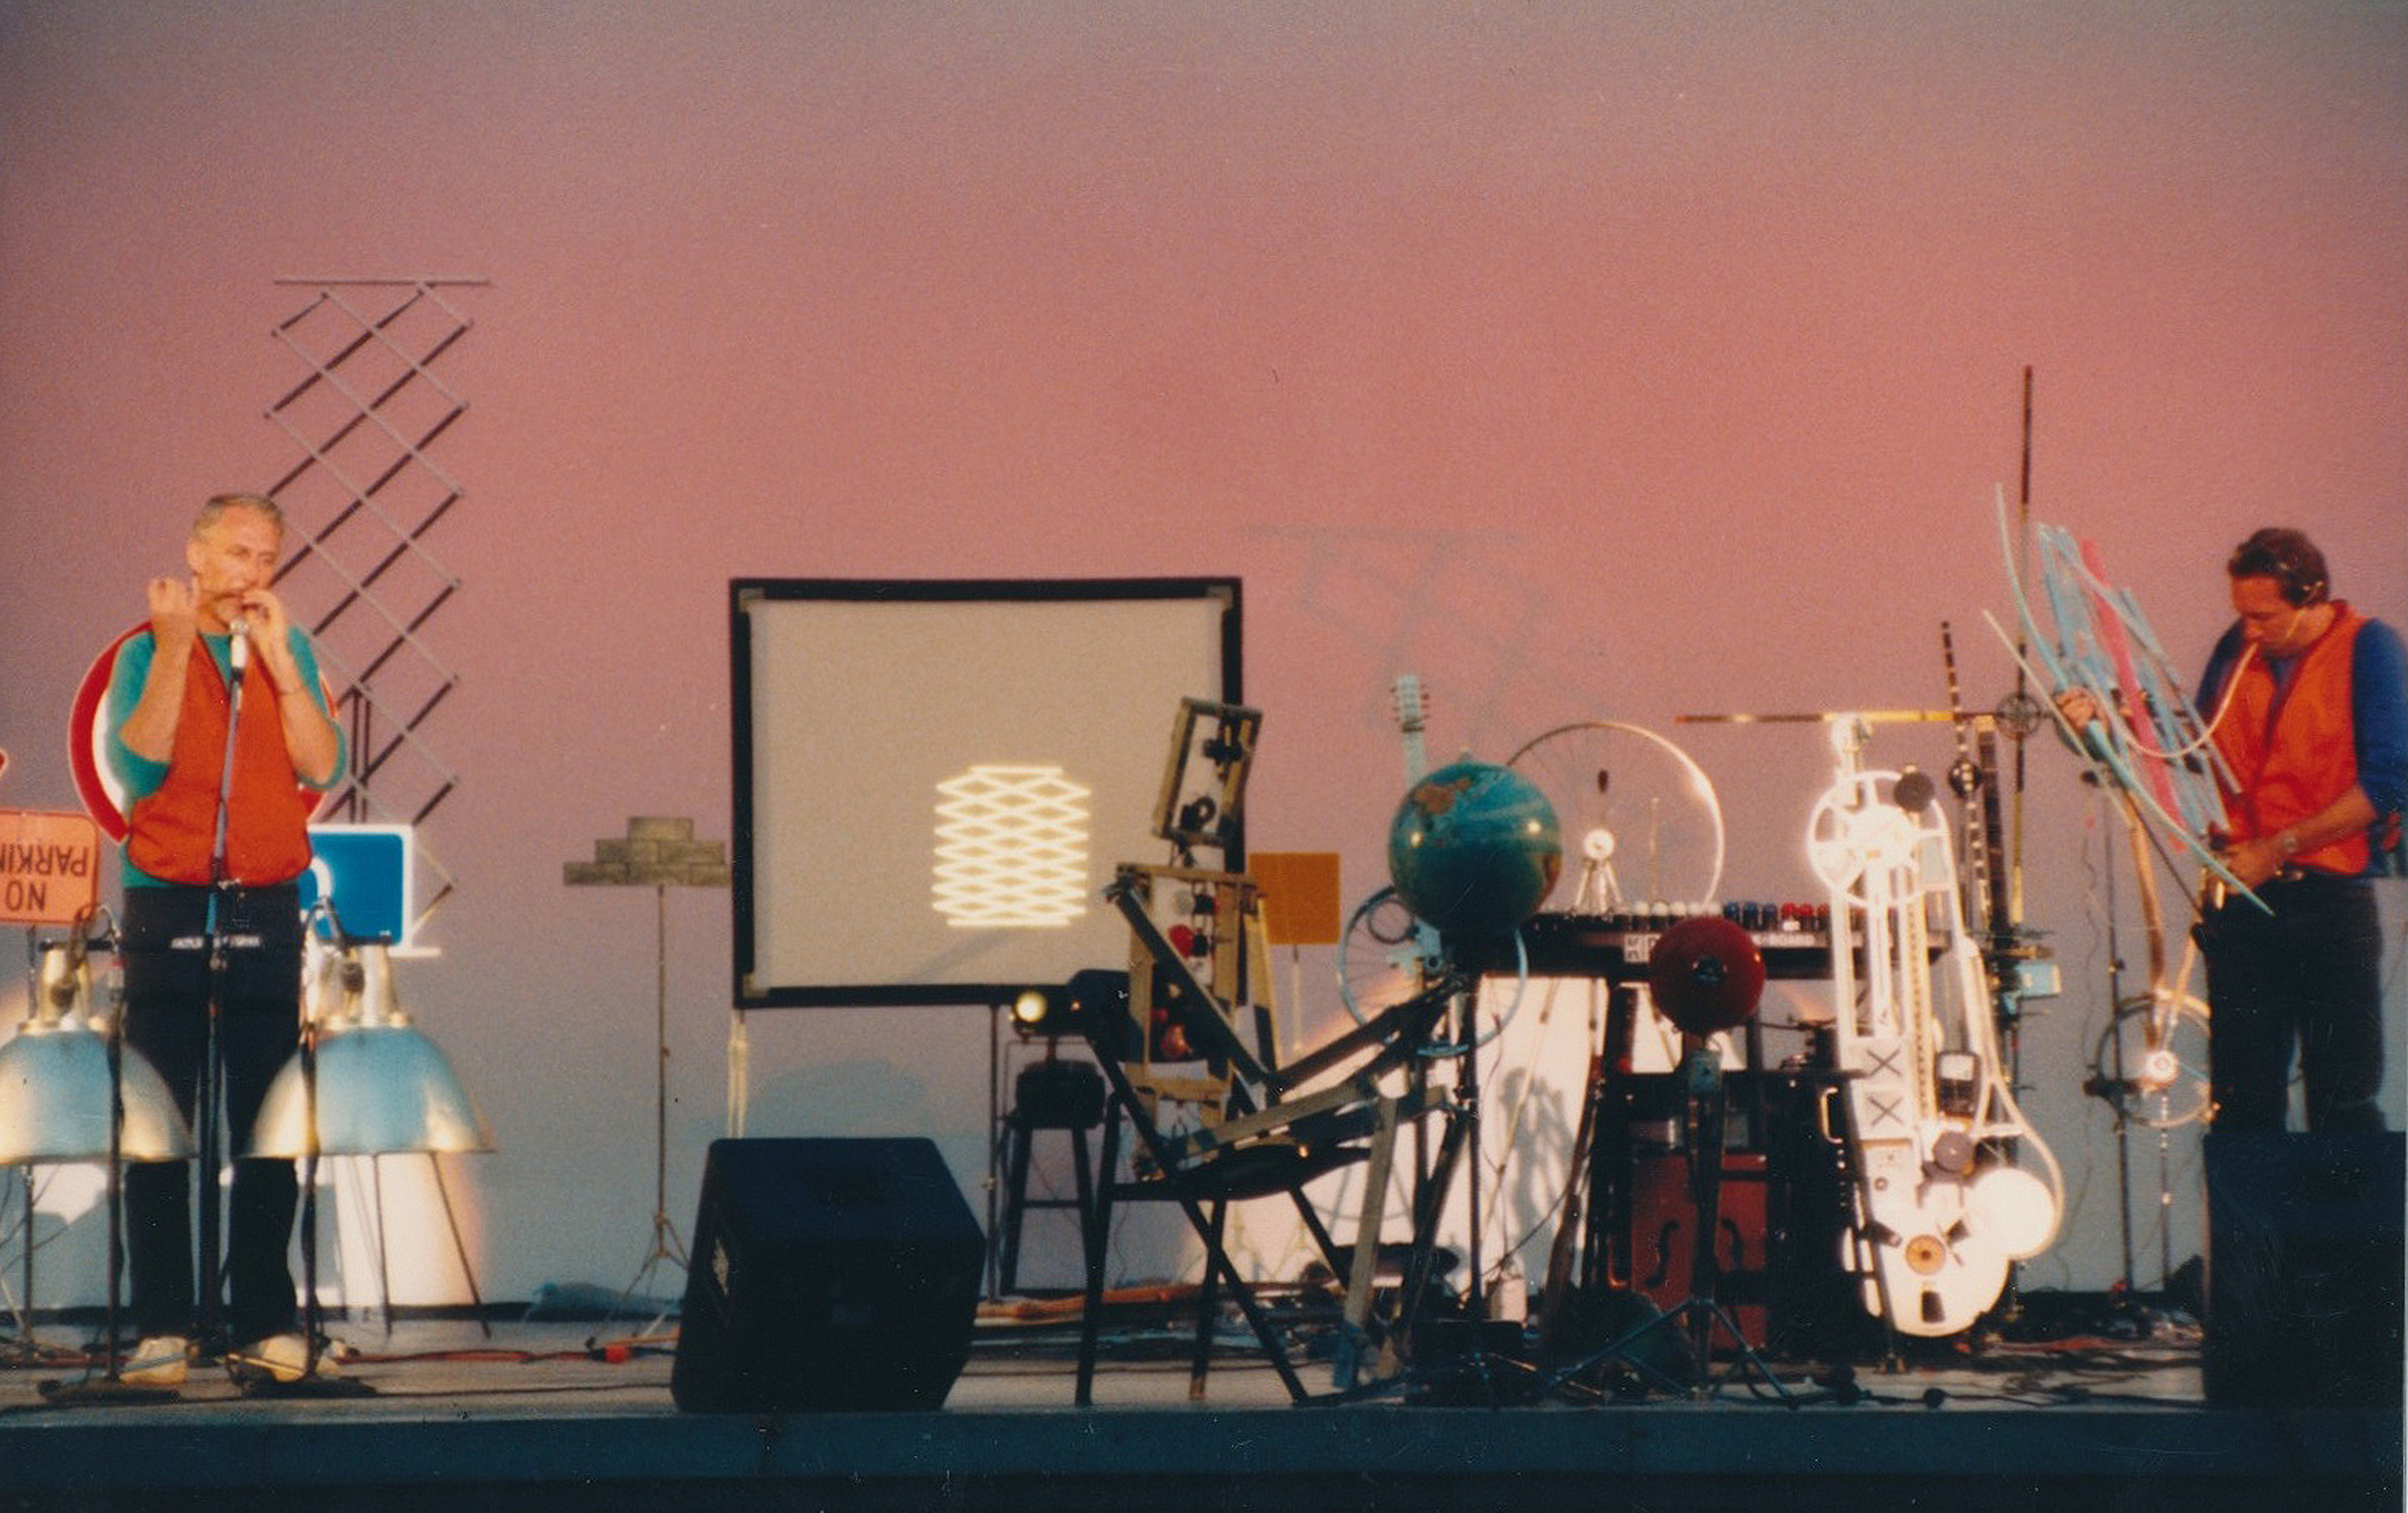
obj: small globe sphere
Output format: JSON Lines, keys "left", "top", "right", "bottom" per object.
{"left": 1387, "top": 760, "right": 1562, "bottom": 940}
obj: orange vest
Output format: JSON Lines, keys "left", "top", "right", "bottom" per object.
{"left": 2209, "top": 603, "right": 2369, "bottom": 876}
{"left": 125, "top": 638, "right": 318, "bottom": 885}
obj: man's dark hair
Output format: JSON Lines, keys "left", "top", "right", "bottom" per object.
{"left": 2227, "top": 527, "right": 2329, "bottom": 608}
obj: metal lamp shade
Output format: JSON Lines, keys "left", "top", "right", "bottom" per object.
{"left": 0, "top": 1024, "right": 195, "bottom": 1162}
{"left": 248, "top": 1024, "right": 495, "bottom": 1158}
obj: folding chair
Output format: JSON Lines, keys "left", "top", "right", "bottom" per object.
{"left": 1074, "top": 861, "right": 1455, "bottom": 1404}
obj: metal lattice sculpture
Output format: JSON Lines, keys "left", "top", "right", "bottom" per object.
{"left": 265, "top": 276, "right": 485, "bottom": 933}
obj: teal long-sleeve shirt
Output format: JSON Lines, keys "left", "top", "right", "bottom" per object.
{"left": 103, "top": 625, "right": 347, "bottom": 887}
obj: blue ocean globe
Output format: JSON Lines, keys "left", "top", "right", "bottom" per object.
{"left": 1386, "top": 759, "right": 1562, "bottom": 940}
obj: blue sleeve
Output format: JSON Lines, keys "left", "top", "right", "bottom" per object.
{"left": 102, "top": 633, "right": 169, "bottom": 802}
{"left": 2354, "top": 618, "right": 2408, "bottom": 819}
{"left": 284, "top": 626, "right": 349, "bottom": 792}
{"left": 102, "top": 628, "right": 349, "bottom": 799}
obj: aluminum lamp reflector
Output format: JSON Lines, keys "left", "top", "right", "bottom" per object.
{"left": 248, "top": 1025, "right": 494, "bottom": 1157}
{"left": 245, "top": 940, "right": 494, "bottom": 1158}
{"left": 0, "top": 1024, "right": 195, "bottom": 1163}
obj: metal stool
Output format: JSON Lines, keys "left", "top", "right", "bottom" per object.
{"left": 997, "top": 1058, "right": 1105, "bottom": 1295}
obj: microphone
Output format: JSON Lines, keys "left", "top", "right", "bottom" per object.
{"left": 228, "top": 615, "right": 251, "bottom": 680}
{"left": 42, "top": 931, "right": 90, "bottom": 1012}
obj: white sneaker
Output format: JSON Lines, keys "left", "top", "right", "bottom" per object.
{"left": 235, "top": 1332, "right": 336, "bottom": 1385}
{"left": 121, "top": 1335, "right": 190, "bottom": 1389}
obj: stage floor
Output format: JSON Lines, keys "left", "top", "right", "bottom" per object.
{"left": 1, "top": 1308, "right": 2398, "bottom": 1511}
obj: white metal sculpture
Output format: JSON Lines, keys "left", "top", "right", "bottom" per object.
{"left": 1810, "top": 717, "right": 2063, "bottom": 1337}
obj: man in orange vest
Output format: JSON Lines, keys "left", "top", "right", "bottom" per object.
{"left": 2194, "top": 528, "right": 2406, "bottom": 1134}
{"left": 103, "top": 494, "right": 345, "bottom": 1388}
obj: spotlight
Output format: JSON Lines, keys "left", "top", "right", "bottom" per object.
{"left": 1009, "top": 968, "right": 1132, "bottom": 1045}
{"left": 1009, "top": 986, "right": 1057, "bottom": 1032}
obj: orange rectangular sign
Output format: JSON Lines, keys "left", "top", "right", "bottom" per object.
{"left": 1249, "top": 850, "right": 1343, "bottom": 947}
{"left": 0, "top": 809, "right": 104, "bottom": 926}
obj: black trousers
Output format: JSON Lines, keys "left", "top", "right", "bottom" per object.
{"left": 2199, "top": 873, "right": 2387, "bottom": 1134}
{"left": 119, "top": 883, "right": 303, "bottom": 1344}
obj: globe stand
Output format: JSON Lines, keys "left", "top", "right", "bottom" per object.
{"left": 1378, "top": 755, "right": 1563, "bottom": 1406}
{"left": 1392, "top": 970, "right": 1550, "bottom": 1407}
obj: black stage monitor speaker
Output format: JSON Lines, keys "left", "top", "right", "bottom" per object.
{"left": 671, "top": 1136, "right": 984, "bottom": 1413}
{"left": 2203, "top": 1131, "right": 2404, "bottom": 1409}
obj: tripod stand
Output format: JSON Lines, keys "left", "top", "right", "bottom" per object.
{"left": 1385, "top": 973, "right": 1550, "bottom": 1405}
{"left": 597, "top": 883, "right": 690, "bottom": 1338}
{"left": 1544, "top": 915, "right": 1793, "bottom": 1403}
{"left": 563, "top": 818, "right": 730, "bottom": 1338}
{"left": 1547, "top": 1039, "right": 1793, "bottom": 1401}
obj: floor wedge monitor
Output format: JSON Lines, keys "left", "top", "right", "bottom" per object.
{"left": 671, "top": 1136, "right": 983, "bottom": 1413}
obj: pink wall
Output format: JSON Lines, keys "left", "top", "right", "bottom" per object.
{"left": 4, "top": 3, "right": 2402, "bottom": 1303}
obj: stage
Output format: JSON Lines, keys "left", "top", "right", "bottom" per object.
{"left": 2, "top": 1305, "right": 2397, "bottom": 1511}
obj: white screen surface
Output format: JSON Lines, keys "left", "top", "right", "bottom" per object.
{"left": 733, "top": 580, "right": 1240, "bottom": 1006}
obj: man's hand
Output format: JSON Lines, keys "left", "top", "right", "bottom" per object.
{"left": 235, "top": 587, "right": 304, "bottom": 691}
{"left": 121, "top": 578, "right": 200, "bottom": 764}
{"left": 2218, "top": 836, "right": 2288, "bottom": 890}
{"left": 145, "top": 576, "right": 200, "bottom": 651}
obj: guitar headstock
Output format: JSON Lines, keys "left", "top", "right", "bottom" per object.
{"left": 1390, "top": 673, "right": 1431, "bottom": 782}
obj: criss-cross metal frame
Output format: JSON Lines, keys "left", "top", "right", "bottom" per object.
{"left": 264, "top": 276, "right": 485, "bottom": 936}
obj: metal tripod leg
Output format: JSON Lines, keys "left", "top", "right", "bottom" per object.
{"left": 1545, "top": 1044, "right": 1794, "bottom": 1403}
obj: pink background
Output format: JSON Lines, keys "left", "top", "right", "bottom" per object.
{"left": 3, "top": 4, "right": 2401, "bottom": 1304}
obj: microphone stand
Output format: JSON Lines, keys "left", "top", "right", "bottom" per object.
{"left": 245, "top": 904, "right": 371, "bottom": 1397}
{"left": 195, "top": 621, "right": 250, "bottom": 1361}
{"left": 38, "top": 914, "right": 184, "bottom": 1405}
{"left": 97, "top": 917, "right": 131, "bottom": 1385}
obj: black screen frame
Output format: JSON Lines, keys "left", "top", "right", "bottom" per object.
{"left": 729, "top": 576, "right": 1243, "bottom": 1009}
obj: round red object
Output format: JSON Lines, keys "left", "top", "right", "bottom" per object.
{"left": 1646, "top": 915, "right": 1766, "bottom": 1036}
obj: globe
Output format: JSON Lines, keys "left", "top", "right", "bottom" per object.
{"left": 1387, "top": 759, "right": 1563, "bottom": 941}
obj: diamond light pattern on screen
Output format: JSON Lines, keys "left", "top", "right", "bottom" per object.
{"left": 931, "top": 765, "right": 1093, "bottom": 927}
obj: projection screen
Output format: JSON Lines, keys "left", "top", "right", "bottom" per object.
{"left": 732, "top": 578, "right": 1243, "bottom": 1007}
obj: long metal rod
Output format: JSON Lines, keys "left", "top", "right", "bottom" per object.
{"left": 198, "top": 645, "right": 251, "bottom": 1351}
{"left": 427, "top": 1156, "right": 492, "bottom": 1339}
{"left": 2012, "top": 365, "right": 2034, "bottom": 925}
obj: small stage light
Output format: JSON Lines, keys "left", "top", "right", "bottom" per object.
{"left": 1008, "top": 969, "right": 1131, "bottom": 1046}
